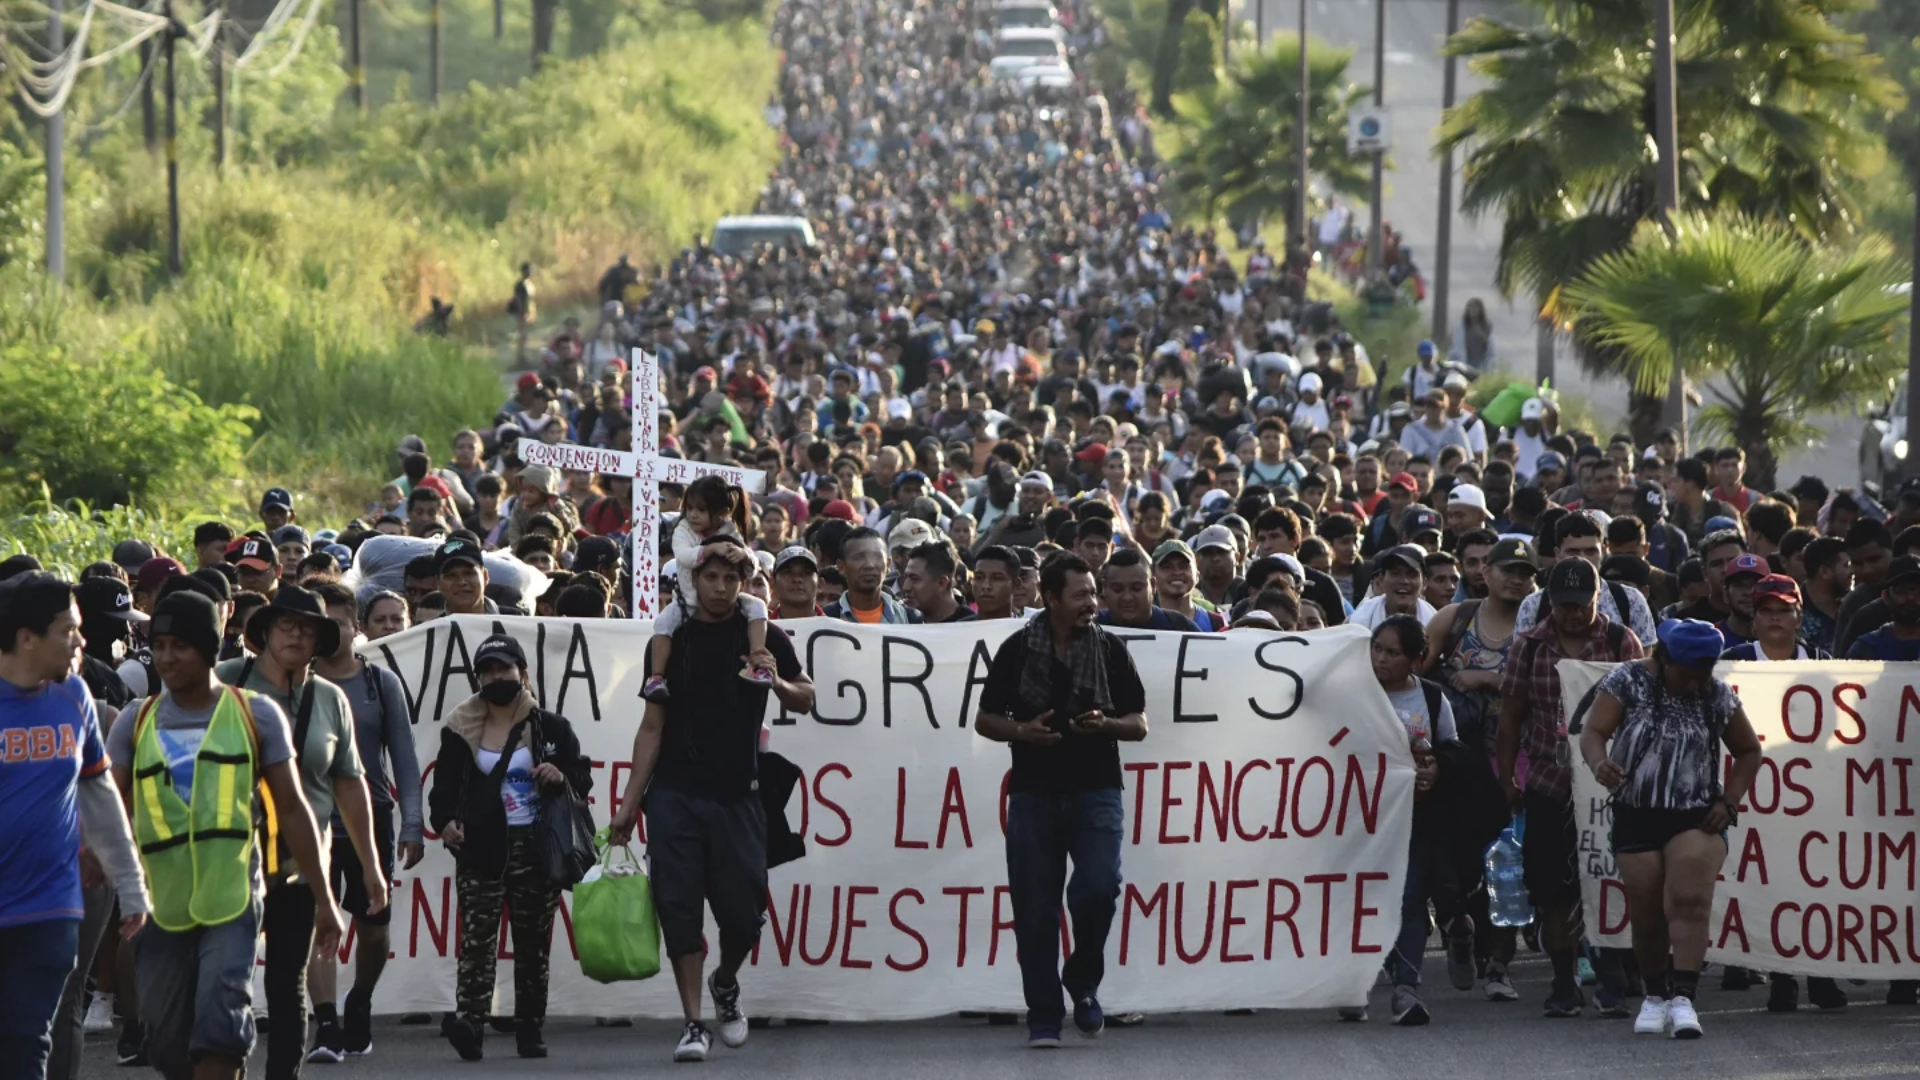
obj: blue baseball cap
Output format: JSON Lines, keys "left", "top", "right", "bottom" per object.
{"left": 1705, "top": 515, "right": 1741, "bottom": 535}
{"left": 1658, "top": 619, "right": 1724, "bottom": 668}
{"left": 1416, "top": 340, "right": 1436, "bottom": 358}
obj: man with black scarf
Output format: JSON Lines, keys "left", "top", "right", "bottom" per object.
{"left": 975, "top": 553, "right": 1148, "bottom": 1050}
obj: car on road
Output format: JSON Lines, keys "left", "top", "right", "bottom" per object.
{"left": 711, "top": 215, "right": 816, "bottom": 257}
{"left": 989, "top": 28, "right": 1069, "bottom": 80}
{"left": 994, "top": 0, "right": 1061, "bottom": 32}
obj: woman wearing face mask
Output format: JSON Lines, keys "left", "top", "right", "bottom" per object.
{"left": 428, "top": 634, "right": 592, "bottom": 1062}
{"left": 1579, "top": 620, "right": 1762, "bottom": 1040}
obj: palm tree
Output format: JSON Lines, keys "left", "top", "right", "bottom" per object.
{"left": 1436, "top": 0, "right": 1903, "bottom": 437}
{"left": 1565, "top": 213, "right": 1911, "bottom": 489}
{"left": 1164, "top": 35, "right": 1372, "bottom": 233}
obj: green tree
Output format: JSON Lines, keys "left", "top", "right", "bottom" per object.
{"left": 1438, "top": 0, "right": 1903, "bottom": 316}
{"left": 1566, "top": 214, "right": 1911, "bottom": 489}
{"left": 1165, "top": 34, "right": 1370, "bottom": 233}
{"left": 1095, "top": 0, "right": 1226, "bottom": 115}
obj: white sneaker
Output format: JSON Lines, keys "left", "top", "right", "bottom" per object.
{"left": 708, "top": 971, "right": 748, "bottom": 1048}
{"left": 1634, "top": 996, "right": 1669, "bottom": 1034}
{"left": 1667, "top": 995, "right": 1703, "bottom": 1039}
{"left": 1484, "top": 973, "right": 1519, "bottom": 1002}
{"left": 673, "top": 1022, "right": 712, "bottom": 1062}
{"left": 83, "top": 993, "right": 116, "bottom": 1034}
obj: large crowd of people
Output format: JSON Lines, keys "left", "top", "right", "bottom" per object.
{"left": 3, "top": 0, "right": 1918, "bottom": 1071}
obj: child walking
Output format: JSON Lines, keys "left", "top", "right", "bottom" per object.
{"left": 642, "top": 475, "right": 772, "bottom": 699}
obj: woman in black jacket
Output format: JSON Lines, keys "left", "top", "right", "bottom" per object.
{"left": 428, "top": 635, "right": 592, "bottom": 1062}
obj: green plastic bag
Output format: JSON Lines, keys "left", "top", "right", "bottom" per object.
{"left": 571, "top": 845, "right": 661, "bottom": 983}
{"left": 1480, "top": 382, "right": 1535, "bottom": 429}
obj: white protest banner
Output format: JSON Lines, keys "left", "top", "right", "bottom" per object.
{"left": 344, "top": 616, "right": 1414, "bottom": 1020}
{"left": 1561, "top": 660, "right": 1920, "bottom": 978}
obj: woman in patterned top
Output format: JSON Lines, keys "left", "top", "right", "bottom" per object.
{"left": 1579, "top": 619, "right": 1763, "bottom": 1041}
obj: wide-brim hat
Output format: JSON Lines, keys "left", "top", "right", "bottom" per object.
{"left": 244, "top": 583, "right": 341, "bottom": 657}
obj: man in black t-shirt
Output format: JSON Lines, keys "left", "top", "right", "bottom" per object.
{"left": 975, "top": 553, "right": 1149, "bottom": 1049}
{"left": 608, "top": 538, "right": 814, "bottom": 1064}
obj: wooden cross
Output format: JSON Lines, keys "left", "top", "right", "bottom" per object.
{"left": 516, "top": 349, "right": 765, "bottom": 618}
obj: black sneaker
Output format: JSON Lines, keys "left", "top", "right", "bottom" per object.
{"left": 1767, "top": 975, "right": 1800, "bottom": 1013}
{"left": 306, "top": 1022, "right": 347, "bottom": 1064}
{"left": 673, "top": 1022, "right": 712, "bottom": 1063}
{"left": 1720, "top": 965, "right": 1757, "bottom": 991}
{"left": 342, "top": 988, "right": 373, "bottom": 1056}
{"left": 446, "top": 1015, "right": 484, "bottom": 1062}
{"left": 516, "top": 1020, "right": 547, "bottom": 1059}
{"left": 1807, "top": 977, "right": 1848, "bottom": 1011}
{"left": 1543, "top": 982, "right": 1585, "bottom": 1018}
{"left": 1887, "top": 980, "right": 1918, "bottom": 1006}
{"left": 115, "top": 1022, "right": 148, "bottom": 1067}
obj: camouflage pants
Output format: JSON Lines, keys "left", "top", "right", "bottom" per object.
{"left": 456, "top": 827, "right": 560, "bottom": 1022}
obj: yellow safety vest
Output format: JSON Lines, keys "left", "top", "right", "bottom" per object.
{"left": 130, "top": 686, "right": 279, "bottom": 931}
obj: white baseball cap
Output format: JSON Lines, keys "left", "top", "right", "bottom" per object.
{"left": 1193, "top": 524, "right": 1238, "bottom": 553}
{"left": 1299, "top": 372, "right": 1323, "bottom": 394}
{"left": 1447, "top": 483, "right": 1491, "bottom": 518}
{"left": 1520, "top": 398, "right": 1546, "bottom": 421}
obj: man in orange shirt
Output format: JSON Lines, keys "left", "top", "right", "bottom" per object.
{"left": 821, "top": 528, "right": 920, "bottom": 624}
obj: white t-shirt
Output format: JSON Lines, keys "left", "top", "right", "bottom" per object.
{"left": 475, "top": 745, "right": 538, "bottom": 826}
{"left": 1351, "top": 594, "right": 1438, "bottom": 630}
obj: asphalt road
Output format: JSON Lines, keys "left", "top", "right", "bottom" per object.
{"left": 1243, "top": 0, "right": 1861, "bottom": 488}
{"left": 79, "top": 957, "right": 1920, "bottom": 1078}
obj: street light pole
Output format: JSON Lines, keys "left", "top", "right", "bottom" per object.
{"left": 1430, "top": 0, "right": 1460, "bottom": 345}
{"left": 430, "top": 0, "right": 443, "bottom": 104}
{"left": 45, "top": 0, "right": 65, "bottom": 282}
{"left": 164, "top": 0, "right": 181, "bottom": 274}
{"left": 1653, "top": 0, "right": 1684, "bottom": 442}
{"left": 1295, "top": 0, "right": 1309, "bottom": 252}
{"left": 1367, "top": 0, "right": 1384, "bottom": 270}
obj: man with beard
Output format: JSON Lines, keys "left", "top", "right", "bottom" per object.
{"left": 824, "top": 528, "right": 919, "bottom": 624}
{"left": 976, "top": 472, "right": 1055, "bottom": 553}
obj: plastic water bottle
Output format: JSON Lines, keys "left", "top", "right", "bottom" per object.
{"left": 1485, "top": 819, "right": 1534, "bottom": 928}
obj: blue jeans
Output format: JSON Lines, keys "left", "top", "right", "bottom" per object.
{"left": 1004, "top": 790, "right": 1124, "bottom": 1027}
{"left": 0, "top": 918, "right": 82, "bottom": 1080}
{"left": 1389, "top": 848, "right": 1432, "bottom": 988}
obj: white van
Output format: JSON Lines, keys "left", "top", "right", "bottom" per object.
{"left": 995, "top": 0, "right": 1062, "bottom": 33}
{"left": 989, "top": 28, "right": 1069, "bottom": 79}
{"left": 710, "top": 215, "right": 816, "bottom": 256}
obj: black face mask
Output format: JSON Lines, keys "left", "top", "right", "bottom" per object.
{"left": 479, "top": 680, "right": 522, "bottom": 706}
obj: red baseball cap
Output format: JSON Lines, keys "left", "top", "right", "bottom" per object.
{"left": 822, "top": 499, "right": 858, "bottom": 522}
{"left": 1388, "top": 472, "right": 1419, "bottom": 491}
{"left": 1753, "top": 574, "right": 1801, "bottom": 607}
{"left": 516, "top": 371, "right": 542, "bottom": 392}
{"left": 1074, "top": 441, "right": 1110, "bottom": 465}
{"left": 135, "top": 557, "right": 185, "bottom": 594}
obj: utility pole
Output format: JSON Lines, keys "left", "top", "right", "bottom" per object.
{"left": 494, "top": 0, "right": 503, "bottom": 39}
{"left": 1221, "top": 0, "right": 1230, "bottom": 68}
{"left": 1295, "top": 0, "right": 1309, "bottom": 252}
{"left": 1653, "top": 0, "right": 1684, "bottom": 441}
{"left": 1367, "top": 0, "right": 1385, "bottom": 269}
{"left": 142, "top": 38, "right": 158, "bottom": 151}
{"left": 164, "top": 0, "right": 181, "bottom": 274}
{"left": 1536, "top": 305, "right": 1555, "bottom": 383}
{"left": 349, "top": 0, "right": 366, "bottom": 113}
{"left": 212, "top": 0, "right": 227, "bottom": 171}
{"left": 1430, "top": 0, "right": 1460, "bottom": 345}
{"left": 430, "top": 0, "right": 443, "bottom": 104}
{"left": 45, "top": 0, "right": 65, "bottom": 281}
{"left": 1255, "top": 0, "right": 1263, "bottom": 46}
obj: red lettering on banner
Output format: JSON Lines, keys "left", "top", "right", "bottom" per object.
{"left": 1833, "top": 683, "right": 1867, "bottom": 744}
{"left": 988, "top": 886, "right": 1014, "bottom": 966}
{"left": 813, "top": 764, "right": 851, "bottom": 847}
{"left": 1846, "top": 758, "right": 1886, "bottom": 817}
{"left": 936, "top": 768, "right": 972, "bottom": 848}
{"left": 1804, "top": 904, "right": 1834, "bottom": 960}
{"left": 1736, "top": 828, "right": 1769, "bottom": 884}
{"left": 1265, "top": 878, "right": 1302, "bottom": 959}
{"left": 1195, "top": 762, "right": 1231, "bottom": 842}
{"left": 1120, "top": 883, "right": 1168, "bottom": 965}
{"left": 1869, "top": 905, "right": 1899, "bottom": 963}
{"left": 764, "top": 885, "right": 800, "bottom": 966}
{"left": 411, "top": 877, "right": 451, "bottom": 957}
{"left": 1838, "top": 903, "right": 1866, "bottom": 964}
{"left": 886, "top": 889, "right": 928, "bottom": 972}
{"left": 1896, "top": 759, "right": 1917, "bottom": 816}
{"left": 1884, "top": 830, "right": 1917, "bottom": 890}
{"left": 1172, "top": 881, "right": 1216, "bottom": 963}
{"left": 1352, "top": 871, "right": 1386, "bottom": 954}
{"left": 893, "top": 769, "right": 928, "bottom": 849}
{"left": 940, "top": 883, "right": 983, "bottom": 968}
{"left": 1800, "top": 831, "right": 1829, "bottom": 887}
{"left": 1773, "top": 902, "right": 1802, "bottom": 958}
{"left": 1302, "top": 873, "right": 1345, "bottom": 956}
{"left": 798, "top": 885, "right": 842, "bottom": 966}
{"left": 1841, "top": 833, "right": 1873, "bottom": 889}
{"left": 1781, "top": 758, "right": 1814, "bottom": 816}
{"left": 338, "top": 920, "right": 358, "bottom": 963}
{"left": 1337, "top": 754, "right": 1384, "bottom": 834}
{"left": 1599, "top": 878, "right": 1628, "bottom": 936}
{"left": 1715, "top": 896, "right": 1749, "bottom": 952}
{"left": 1292, "top": 757, "right": 1335, "bottom": 838}
{"left": 1268, "top": 757, "right": 1294, "bottom": 839}
{"left": 1782, "top": 684, "right": 1823, "bottom": 744}
{"left": 1897, "top": 685, "right": 1920, "bottom": 741}
{"left": 1219, "top": 879, "right": 1256, "bottom": 962}
{"left": 1158, "top": 762, "right": 1192, "bottom": 845}
{"left": 1124, "top": 762, "right": 1156, "bottom": 844}
{"left": 841, "top": 886, "right": 878, "bottom": 969}
{"left": 1231, "top": 759, "right": 1270, "bottom": 841}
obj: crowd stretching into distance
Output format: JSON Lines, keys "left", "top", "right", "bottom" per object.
{"left": 3, "top": 0, "right": 1918, "bottom": 1073}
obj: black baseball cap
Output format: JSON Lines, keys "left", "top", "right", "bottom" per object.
{"left": 1489, "top": 538, "right": 1538, "bottom": 569}
{"left": 473, "top": 633, "right": 527, "bottom": 672}
{"left": 434, "top": 538, "right": 484, "bottom": 573}
{"left": 1546, "top": 557, "right": 1600, "bottom": 604}
{"left": 1886, "top": 554, "right": 1920, "bottom": 588}
{"left": 1634, "top": 481, "right": 1666, "bottom": 523}
{"left": 77, "top": 577, "right": 148, "bottom": 623}
{"left": 110, "top": 539, "right": 155, "bottom": 572}
{"left": 1376, "top": 544, "right": 1427, "bottom": 575}
{"left": 260, "top": 487, "right": 294, "bottom": 512}
{"left": 1600, "top": 553, "right": 1652, "bottom": 589}
{"left": 1402, "top": 506, "right": 1443, "bottom": 537}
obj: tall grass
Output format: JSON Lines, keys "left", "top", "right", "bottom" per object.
{"left": 1, "top": 18, "right": 779, "bottom": 524}
{"left": 0, "top": 499, "right": 205, "bottom": 581}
